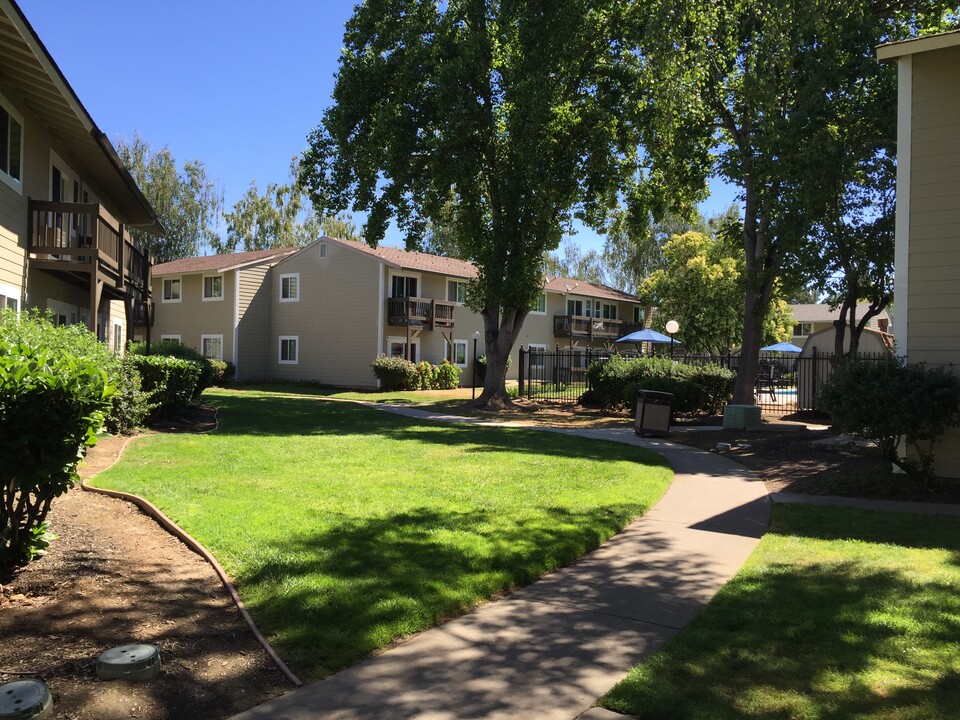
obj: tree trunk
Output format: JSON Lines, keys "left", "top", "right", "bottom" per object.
{"left": 732, "top": 284, "right": 766, "bottom": 404}
{"left": 474, "top": 306, "right": 527, "bottom": 409}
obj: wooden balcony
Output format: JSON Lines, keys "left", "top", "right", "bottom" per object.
{"left": 27, "top": 200, "right": 153, "bottom": 332}
{"left": 553, "top": 315, "right": 642, "bottom": 341}
{"left": 387, "top": 296, "right": 456, "bottom": 329}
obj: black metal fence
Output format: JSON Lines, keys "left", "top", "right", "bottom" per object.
{"left": 516, "top": 345, "right": 890, "bottom": 415}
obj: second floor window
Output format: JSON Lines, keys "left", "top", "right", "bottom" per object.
{"left": 391, "top": 275, "right": 418, "bottom": 298}
{"left": 162, "top": 278, "right": 181, "bottom": 302}
{"left": 203, "top": 275, "right": 224, "bottom": 300}
{"left": 447, "top": 280, "right": 467, "bottom": 304}
{"left": 531, "top": 293, "right": 546, "bottom": 314}
{"left": 280, "top": 273, "right": 300, "bottom": 302}
{"left": 0, "top": 96, "right": 23, "bottom": 191}
{"left": 601, "top": 303, "right": 617, "bottom": 320}
{"left": 793, "top": 322, "right": 812, "bottom": 337}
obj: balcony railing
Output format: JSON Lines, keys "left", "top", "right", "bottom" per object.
{"left": 553, "top": 315, "right": 642, "bottom": 341}
{"left": 27, "top": 200, "right": 151, "bottom": 294}
{"left": 387, "top": 296, "right": 456, "bottom": 329}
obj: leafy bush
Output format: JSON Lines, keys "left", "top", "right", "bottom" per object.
{"left": 0, "top": 340, "right": 114, "bottom": 569}
{"left": 586, "top": 355, "right": 735, "bottom": 416}
{"left": 371, "top": 354, "right": 419, "bottom": 390}
{"left": 209, "top": 359, "right": 235, "bottom": 385}
{"left": 435, "top": 360, "right": 462, "bottom": 390}
{"left": 129, "top": 355, "right": 202, "bottom": 418}
{"left": 475, "top": 353, "right": 512, "bottom": 382}
{"left": 105, "top": 356, "right": 153, "bottom": 435}
{"left": 129, "top": 339, "right": 214, "bottom": 397}
{"left": 416, "top": 360, "right": 437, "bottom": 390}
{"left": 819, "top": 356, "right": 960, "bottom": 482}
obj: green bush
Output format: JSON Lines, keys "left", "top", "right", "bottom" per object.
{"left": 435, "top": 360, "right": 463, "bottom": 390}
{"left": 129, "top": 339, "right": 214, "bottom": 398}
{"left": 105, "top": 356, "right": 153, "bottom": 435}
{"left": 416, "top": 360, "right": 437, "bottom": 390}
{"left": 209, "top": 359, "right": 235, "bottom": 385}
{"left": 371, "top": 354, "right": 420, "bottom": 390}
{"left": 819, "top": 356, "right": 960, "bottom": 482}
{"left": 586, "top": 355, "right": 735, "bottom": 416}
{"left": 475, "top": 353, "right": 512, "bottom": 382}
{"left": 129, "top": 355, "right": 202, "bottom": 418}
{"left": 0, "top": 340, "right": 114, "bottom": 569}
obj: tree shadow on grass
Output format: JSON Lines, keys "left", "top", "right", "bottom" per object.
{"left": 234, "top": 503, "right": 649, "bottom": 679}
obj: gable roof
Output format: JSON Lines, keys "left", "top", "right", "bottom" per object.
{"left": 153, "top": 248, "right": 300, "bottom": 276}
{"left": 790, "top": 303, "right": 890, "bottom": 324}
{"left": 0, "top": 0, "right": 163, "bottom": 234}
{"left": 877, "top": 28, "right": 960, "bottom": 60}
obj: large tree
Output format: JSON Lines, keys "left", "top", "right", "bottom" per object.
{"left": 543, "top": 240, "right": 608, "bottom": 287}
{"left": 301, "top": 0, "right": 647, "bottom": 407}
{"left": 116, "top": 136, "right": 223, "bottom": 263}
{"left": 628, "top": 1, "right": 948, "bottom": 405}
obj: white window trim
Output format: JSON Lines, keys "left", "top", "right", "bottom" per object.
{"left": 528, "top": 343, "right": 548, "bottom": 368}
{"left": 388, "top": 271, "right": 422, "bottom": 298}
{"left": 278, "top": 335, "right": 299, "bottom": 365}
{"left": 113, "top": 321, "right": 124, "bottom": 354}
{"left": 279, "top": 272, "right": 300, "bottom": 302}
{"left": 160, "top": 334, "right": 182, "bottom": 343}
{"left": 451, "top": 338, "right": 469, "bottom": 368}
{"left": 387, "top": 335, "right": 420, "bottom": 362}
{"left": 202, "top": 273, "right": 225, "bottom": 302}
{"left": 200, "top": 334, "right": 224, "bottom": 360}
{"left": 446, "top": 278, "right": 467, "bottom": 306}
{"left": 0, "top": 91, "right": 23, "bottom": 194}
{"left": 529, "top": 292, "right": 547, "bottom": 316}
{"left": 162, "top": 276, "right": 182, "bottom": 303}
{"left": 0, "top": 282, "right": 21, "bottom": 313}
{"left": 793, "top": 322, "right": 813, "bottom": 337}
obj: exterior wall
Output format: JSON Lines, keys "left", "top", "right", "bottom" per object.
{"left": 270, "top": 241, "right": 380, "bottom": 386}
{"left": 152, "top": 272, "right": 236, "bottom": 362}
{"left": 236, "top": 264, "right": 275, "bottom": 380}
{"left": 906, "top": 45, "right": 960, "bottom": 477}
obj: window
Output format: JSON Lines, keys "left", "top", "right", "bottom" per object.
{"left": 601, "top": 303, "right": 617, "bottom": 320}
{"left": 793, "top": 322, "right": 812, "bottom": 337}
{"left": 203, "top": 274, "right": 224, "bottom": 301}
{"left": 529, "top": 344, "right": 547, "bottom": 369}
{"left": 447, "top": 279, "right": 467, "bottom": 304}
{"left": 162, "top": 278, "right": 181, "bottom": 303}
{"left": 319, "top": 243, "right": 327, "bottom": 258}
{"left": 0, "top": 93, "right": 23, "bottom": 192}
{"left": 280, "top": 273, "right": 300, "bottom": 302}
{"left": 0, "top": 284, "right": 19, "bottom": 313}
{"left": 391, "top": 274, "right": 418, "bottom": 298}
{"left": 387, "top": 336, "right": 419, "bottom": 362}
{"left": 451, "top": 339, "right": 468, "bottom": 367}
{"left": 567, "top": 299, "right": 584, "bottom": 316}
{"left": 633, "top": 306, "right": 642, "bottom": 324}
{"left": 160, "top": 335, "right": 181, "bottom": 343}
{"left": 201, "top": 334, "right": 223, "bottom": 360}
{"left": 113, "top": 323, "right": 123, "bottom": 354}
{"left": 530, "top": 293, "right": 546, "bottom": 315}
{"left": 279, "top": 336, "right": 299, "bottom": 364}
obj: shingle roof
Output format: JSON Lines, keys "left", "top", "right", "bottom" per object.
{"left": 543, "top": 276, "right": 639, "bottom": 302}
{"left": 153, "top": 248, "right": 300, "bottom": 276}
{"left": 790, "top": 303, "right": 890, "bottom": 323}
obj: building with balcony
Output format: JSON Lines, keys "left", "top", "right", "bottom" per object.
{"left": 151, "top": 237, "right": 645, "bottom": 387}
{"left": 0, "top": 0, "right": 160, "bottom": 346}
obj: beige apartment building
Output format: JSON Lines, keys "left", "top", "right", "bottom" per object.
{"left": 151, "top": 237, "right": 645, "bottom": 387}
{"left": 0, "top": 0, "right": 159, "bottom": 346}
{"left": 879, "top": 30, "right": 960, "bottom": 478}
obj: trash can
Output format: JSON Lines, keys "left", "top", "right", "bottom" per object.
{"left": 635, "top": 390, "right": 674, "bottom": 438}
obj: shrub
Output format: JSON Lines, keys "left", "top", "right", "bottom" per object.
{"left": 105, "top": 356, "right": 153, "bottom": 435}
{"left": 209, "top": 359, "right": 235, "bottom": 385}
{"left": 819, "top": 356, "right": 960, "bottom": 482}
{"left": 129, "top": 339, "right": 214, "bottom": 398}
{"left": 475, "top": 353, "right": 512, "bottom": 382}
{"left": 129, "top": 355, "right": 202, "bottom": 418}
{"left": 416, "top": 360, "right": 437, "bottom": 390}
{"left": 435, "top": 360, "right": 462, "bottom": 390}
{"left": 0, "top": 340, "right": 114, "bottom": 569}
{"left": 586, "top": 355, "right": 735, "bottom": 416}
{"left": 371, "top": 354, "right": 419, "bottom": 390}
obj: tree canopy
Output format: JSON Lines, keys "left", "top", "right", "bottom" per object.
{"left": 117, "top": 136, "right": 223, "bottom": 263}
{"left": 301, "top": 0, "right": 646, "bottom": 406}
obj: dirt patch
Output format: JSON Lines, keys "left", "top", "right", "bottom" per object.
{"left": 0, "top": 416, "right": 289, "bottom": 719}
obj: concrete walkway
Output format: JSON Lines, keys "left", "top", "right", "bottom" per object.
{"left": 230, "top": 409, "right": 771, "bottom": 720}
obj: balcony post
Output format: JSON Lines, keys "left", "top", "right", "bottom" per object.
{"left": 116, "top": 223, "right": 125, "bottom": 288}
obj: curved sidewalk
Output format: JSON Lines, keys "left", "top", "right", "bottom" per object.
{"left": 231, "top": 409, "right": 771, "bottom": 720}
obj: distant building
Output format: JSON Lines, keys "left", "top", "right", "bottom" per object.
{"left": 788, "top": 303, "right": 890, "bottom": 348}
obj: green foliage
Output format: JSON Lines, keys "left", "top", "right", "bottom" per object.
{"left": 208, "top": 359, "right": 235, "bottom": 386}
{"left": 129, "top": 339, "right": 213, "bottom": 397}
{"left": 105, "top": 356, "right": 153, "bottom": 435}
{"left": 475, "top": 354, "right": 512, "bottom": 383}
{"left": 128, "top": 355, "right": 202, "bottom": 418}
{"left": 371, "top": 355, "right": 420, "bottom": 391}
{"left": 116, "top": 135, "right": 224, "bottom": 262}
{"left": 819, "top": 356, "right": 960, "bottom": 481}
{"left": 302, "top": 0, "right": 647, "bottom": 404}
{"left": 587, "top": 355, "right": 735, "bottom": 416}
{"left": 0, "top": 340, "right": 114, "bottom": 569}
{"left": 434, "top": 361, "right": 463, "bottom": 390}
{"left": 415, "top": 361, "right": 437, "bottom": 390}
{"left": 543, "top": 239, "right": 609, "bottom": 286}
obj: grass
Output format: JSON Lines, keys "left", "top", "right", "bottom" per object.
{"left": 91, "top": 387, "right": 671, "bottom": 679}
{"left": 601, "top": 504, "right": 960, "bottom": 720}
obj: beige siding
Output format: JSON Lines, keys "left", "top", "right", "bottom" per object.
{"left": 906, "top": 45, "right": 960, "bottom": 476}
{"left": 271, "top": 242, "right": 380, "bottom": 386}
{"left": 236, "top": 264, "right": 274, "bottom": 380}
{"left": 151, "top": 272, "right": 236, "bottom": 362}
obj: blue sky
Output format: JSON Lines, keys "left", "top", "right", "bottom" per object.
{"left": 20, "top": 0, "right": 739, "bottom": 255}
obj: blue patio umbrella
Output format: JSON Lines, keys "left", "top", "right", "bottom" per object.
{"left": 615, "top": 329, "right": 679, "bottom": 344}
{"left": 761, "top": 341, "right": 803, "bottom": 353}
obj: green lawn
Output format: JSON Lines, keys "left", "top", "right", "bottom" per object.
{"left": 601, "top": 504, "right": 960, "bottom": 720}
{"left": 91, "top": 387, "right": 671, "bottom": 678}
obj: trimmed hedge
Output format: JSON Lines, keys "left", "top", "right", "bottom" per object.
{"left": 129, "top": 339, "right": 214, "bottom": 397}
{"left": 371, "top": 354, "right": 420, "bottom": 390}
{"left": 586, "top": 355, "right": 735, "bottom": 416}
{"left": 129, "top": 355, "right": 202, "bottom": 418}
